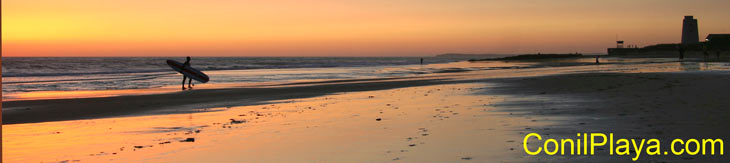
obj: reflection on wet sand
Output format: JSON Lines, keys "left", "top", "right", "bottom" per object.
{"left": 3, "top": 83, "right": 544, "bottom": 162}
{"left": 4, "top": 58, "right": 730, "bottom": 162}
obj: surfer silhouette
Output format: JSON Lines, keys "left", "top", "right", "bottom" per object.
{"left": 182, "top": 56, "right": 193, "bottom": 90}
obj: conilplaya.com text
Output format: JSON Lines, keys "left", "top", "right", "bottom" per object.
{"left": 523, "top": 133, "right": 724, "bottom": 161}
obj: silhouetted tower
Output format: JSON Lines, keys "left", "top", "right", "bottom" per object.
{"left": 681, "top": 16, "right": 699, "bottom": 45}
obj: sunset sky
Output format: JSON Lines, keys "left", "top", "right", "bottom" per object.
{"left": 2, "top": 0, "right": 729, "bottom": 57}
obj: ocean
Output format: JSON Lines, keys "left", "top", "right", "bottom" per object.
{"left": 1, "top": 57, "right": 467, "bottom": 99}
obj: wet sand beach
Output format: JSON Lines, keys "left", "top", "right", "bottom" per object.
{"left": 3, "top": 59, "right": 730, "bottom": 162}
{"left": 4, "top": 82, "right": 536, "bottom": 162}
{"left": 490, "top": 72, "right": 730, "bottom": 162}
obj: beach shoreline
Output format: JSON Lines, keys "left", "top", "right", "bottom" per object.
{"left": 0, "top": 58, "right": 576, "bottom": 124}
{"left": 4, "top": 58, "right": 730, "bottom": 125}
{"left": 2, "top": 76, "right": 450, "bottom": 124}
{"left": 4, "top": 59, "right": 730, "bottom": 162}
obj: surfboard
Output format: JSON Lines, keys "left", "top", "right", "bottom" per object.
{"left": 167, "top": 60, "right": 209, "bottom": 83}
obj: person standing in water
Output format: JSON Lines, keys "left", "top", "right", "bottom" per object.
{"left": 678, "top": 45, "right": 685, "bottom": 60}
{"left": 182, "top": 56, "right": 193, "bottom": 90}
{"left": 702, "top": 43, "right": 710, "bottom": 61}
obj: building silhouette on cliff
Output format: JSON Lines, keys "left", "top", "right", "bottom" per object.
{"left": 608, "top": 16, "right": 729, "bottom": 56}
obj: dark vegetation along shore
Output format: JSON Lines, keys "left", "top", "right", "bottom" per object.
{"left": 435, "top": 53, "right": 512, "bottom": 58}
{"left": 468, "top": 53, "right": 584, "bottom": 61}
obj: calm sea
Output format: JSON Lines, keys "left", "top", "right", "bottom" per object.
{"left": 2, "top": 57, "right": 466, "bottom": 96}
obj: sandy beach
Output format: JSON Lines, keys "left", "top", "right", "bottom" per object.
{"left": 3, "top": 59, "right": 730, "bottom": 162}
{"left": 5, "top": 0, "right": 730, "bottom": 162}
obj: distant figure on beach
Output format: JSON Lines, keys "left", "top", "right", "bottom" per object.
{"left": 595, "top": 56, "right": 600, "bottom": 64}
{"left": 182, "top": 56, "right": 193, "bottom": 90}
{"left": 702, "top": 43, "right": 710, "bottom": 60}
{"left": 420, "top": 58, "right": 424, "bottom": 65}
{"left": 678, "top": 45, "right": 685, "bottom": 60}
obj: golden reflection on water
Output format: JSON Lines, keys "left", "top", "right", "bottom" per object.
{"left": 6, "top": 89, "right": 173, "bottom": 101}
{"left": 3, "top": 83, "right": 542, "bottom": 162}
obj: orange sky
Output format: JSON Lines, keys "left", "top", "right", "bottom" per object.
{"left": 2, "top": 0, "right": 730, "bottom": 57}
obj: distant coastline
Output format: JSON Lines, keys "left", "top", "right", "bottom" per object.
{"left": 435, "top": 53, "right": 512, "bottom": 58}
{"left": 607, "top": 34, "right": 729, "bottom": 56}
{"left": 465, "top": 53, "right": 584, "bottom": 61}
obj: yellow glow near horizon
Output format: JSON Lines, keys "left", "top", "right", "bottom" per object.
{"left": 2, "top": 0, "right": 730, "bottom": 56}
